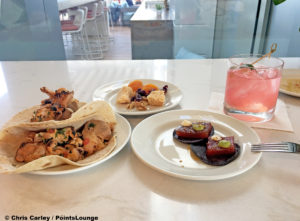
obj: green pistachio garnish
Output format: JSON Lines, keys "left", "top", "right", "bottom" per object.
{"left": 218, "top": 140, "right": 231, "bottom": 148}
{"left": 192, "top": 123, "right": 204, "bottom": 131}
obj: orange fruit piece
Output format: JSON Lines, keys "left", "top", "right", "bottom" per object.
{"left": 128, "top": 80, "right": 143, "bottom": 92}
{"left": 142, "top": 84, "right": 159, "bottom": 94}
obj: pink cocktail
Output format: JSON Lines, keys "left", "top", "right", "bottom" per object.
{"left": 224, "top": 55, "right": 284, "bottom": 122}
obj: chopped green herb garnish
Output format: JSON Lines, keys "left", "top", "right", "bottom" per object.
{"left": 88, "top": 123, "right": 95, "bottom": 128}
{"left": 55, "top": 128, "right": 66, "bottom": 137}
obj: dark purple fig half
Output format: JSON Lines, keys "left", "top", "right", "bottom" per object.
{"left": 173, "top": 127, "right": 214, "bottom": 144}
{"left": 190, "top": 143, "right": 240, "bottom": 166}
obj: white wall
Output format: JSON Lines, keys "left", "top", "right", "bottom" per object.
{"left": 213, "top": 0, "right": 259, "bottom": 58}
{"left": 264, "top": 0, "right": 300, "bottom": 57}
{"left": 173, "top": 0, "right": 217, "bottom": 58}
{"left": 0, "top": 0, "right": 65, "bottom": 61}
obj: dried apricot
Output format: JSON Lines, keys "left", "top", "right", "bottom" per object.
{"left": 128, "top": 80, "right": 143, "bottom": 92}
{"left": 142, "top": 84, "right": 159, "bottom": 94}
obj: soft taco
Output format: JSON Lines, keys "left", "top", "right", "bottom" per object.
{"left": 0, "top": 101, "right": 117, "bottom": 174}
{"left": 3, "top": 87, "right": 86, "bottom": 129}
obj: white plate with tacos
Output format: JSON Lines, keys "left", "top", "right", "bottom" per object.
{"left": 0, "top": 100, "right": 131, "bottom": 175}
{"left": 31, "top": 113, "right": 131, "bottom": 175}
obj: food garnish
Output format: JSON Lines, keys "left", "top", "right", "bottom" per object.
{"left": 192, "top": 123, "right": 205, "bottom": 131}
{"left": 211, "top": 135, "right": 222, "bottom": 141}
{"left": 218, "top": 140, "right": 231, "bottom": 148}
{"left": 181, "top": 120, "right": 192, "bottom": 127}
{"left": 116, "top": 80, "right": 168, "bottom": 111}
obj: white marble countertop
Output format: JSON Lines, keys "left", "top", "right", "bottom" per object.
{"left": 57, "top": 0, "right": 96, "bottom": 11}
{"left": 0, "top": 59, "right": 300, "bottom": 220}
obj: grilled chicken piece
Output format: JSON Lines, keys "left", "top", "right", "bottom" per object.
{"left": 15, "top": 142, "right": 47, "bottom": 163}
{"left": 31, "top": 104, "right": 73, "bottom": 122}
{"left": 32, "top": 127, "right": 83, "bottom": 161}
{"left": 31, "top": 87, "right": 75, "bottom": 122}
{"left": 67, "top": 99, "right": 80, "bottom": 112}
{"left": 64, "top": 144, "right": 83, "bottom": 161}
{"left": 45, "top": 141, "right": 83, "bottom": 162}
{"left": 40, "top": 87, "right": 74, "bottom": 108}
{"left": 46, "top": 145, "right": 68, "bottom": 157}
{"left": 15, "top": 120, "right": 113, "bottom": 163}
{"left": 82, "top": 120, "right": 112, "bottom": 156}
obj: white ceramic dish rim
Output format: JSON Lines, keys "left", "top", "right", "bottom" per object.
{"left": 279, "top": 70, "right": 300, "bottom": 97}
{"left": 92, "top": 79, "right": 183, "bottom": 116}
{"left": 279, "top": 88, "right": 300, "bottom": 97}
{"left": 131, "top": 109, "right": 262, "bottom": 181}
{"left": 30, "top": 113, "right": 131, "bottom": 175}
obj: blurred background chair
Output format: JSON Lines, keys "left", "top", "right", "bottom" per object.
{"left": 61, "top": 8, "right": 89, "bottom": 59}
{"left": 95, "top": 0, "right": 111, "bottom": 51}
{"left": 84, "top": 2, "right": 103, "bottom": 59}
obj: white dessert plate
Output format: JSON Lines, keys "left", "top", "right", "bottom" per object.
{"left": 131, "top": 110, "right": 262, "bottom": 180}
{"left": 279, "top": 69, "right": 300, "bottom": 97}
{"left": 31, "top": 113, "right": 131, "bottom": 175}
{"left": 92, "top": 79, "right": 183, "bottom": 115}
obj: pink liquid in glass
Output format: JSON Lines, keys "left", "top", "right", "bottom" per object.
{"left": 224, "top": 66, "right": 281, "bottom": 122}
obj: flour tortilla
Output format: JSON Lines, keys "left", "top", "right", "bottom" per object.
{"left": 0, "top": 101, "right": 117, "bottom": 174}
{"left": 4, "top": 101, "right": 115, "bottom": 128}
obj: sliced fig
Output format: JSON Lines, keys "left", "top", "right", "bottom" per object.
{"left": 190, "top": 143, "right": 240, "bottom": 166}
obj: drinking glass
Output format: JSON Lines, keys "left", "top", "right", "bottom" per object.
{"left": 223, "top": 54, "right": 284, "bottom": 122}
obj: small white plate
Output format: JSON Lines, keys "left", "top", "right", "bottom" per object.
{"left": 280, "top": 88, "right": 300, "bottom": 97}
{"left": 279, "top": 69, "right": 300, "bottom": 97}
{"left": 31, "top": 114, "right": 131, "bottom": 175}
{"left": 93, "top": 79, "right": 183, "bottom": 115}
{"left": 131, "top": 110, "right": 262, "bottom": 180}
